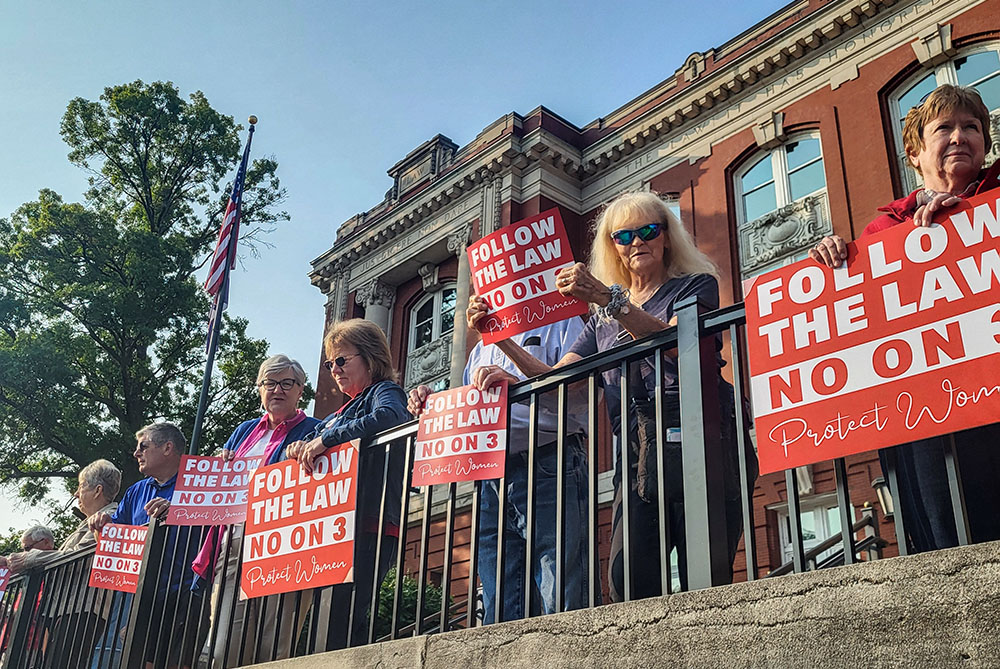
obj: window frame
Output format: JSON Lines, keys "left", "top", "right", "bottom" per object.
{"left": 734, "top": 131, "right": 827, "bottom": 228}
{"left": 770, "top": 493, "right": 855, "bottom": 567}
{"left": 407, "top": 283, "right": 457, "bottom": 352}
{"left": 888, "top": 42, "right": 1000, "bottom": 194}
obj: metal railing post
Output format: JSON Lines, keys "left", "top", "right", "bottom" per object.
{"left": 1, "top": 573, "right": 42, "bottom": 669}
{"left": 676, "top": 294, "right": 730, "bottom": 589}
{"left": 121, "top": 518, "right": 167, "bottom": 669}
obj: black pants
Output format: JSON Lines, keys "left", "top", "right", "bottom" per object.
{"left": 43, "top": 612, "right": 105, "bottom": 669}
{"left": 609, "top": 382, "right": 754, "bottom": 601}
{"left": 881, "top": 422, "right": 1000, "bottom": 552}
{"left": 321, "top": 532, "right": 399, "bottom": 649}
{"left": 608, "top": 473, "right": 745, "bottom": 600}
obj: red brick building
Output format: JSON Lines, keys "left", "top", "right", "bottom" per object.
{"left": 308, "top": 0, "right": 1000, "bottom": 602}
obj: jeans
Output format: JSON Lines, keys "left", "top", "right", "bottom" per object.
{"left": 478, "top": 435, "right": 591, "bottom": 623}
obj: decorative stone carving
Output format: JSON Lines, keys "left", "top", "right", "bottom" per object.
{"left": 404, "top": 335, "right": 452, "bottom": 389}
{"left": 910, "top": 24, "right": 955, "bottom": 67}
{"left": 683, "top": 52, "right": 706, "bottom": 82}
{"left": 752, "top": 112, "right": 786, "bottom": 150}
{"left": 479, "top": 178, "right": 501, "bottom": 237}
{"left": 739, "top": 191, "right": 833, "bottom": 278}
{"left": 987, "top": 111, "right": 1000, "bottom": 166}
{"left": 355, "top": 277, "right": 395, "bottom": 309}
{"left": 447, "top": 222, "right": 473, "bottom": 255}
{"left": 388, "top": 134, "right": 460, "bottom": 202}
{"left": 419, "top": 263, "right": 441, "bottom": 292}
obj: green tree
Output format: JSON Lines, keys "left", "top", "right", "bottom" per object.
{"left": 0, "top": 80, "right": 301, "bottom": 508}
{"left": 374, "top": 567, "right": 448, "bottom": 640}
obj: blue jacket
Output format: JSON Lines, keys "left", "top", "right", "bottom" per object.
{"left": 223, "top": 414, "right": 321, "bottom": 464}
{"left": 314, "top": 380, "right": 411, "bottom": 448}
{"left": 309, "top": 380, "right": 411, "bottom": 532}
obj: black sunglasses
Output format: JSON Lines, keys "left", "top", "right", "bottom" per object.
{"left": 323, "top": 354, "right": 360, "bottom": 371}
{"left": 610, "top": 222, "right": 663, "bottom": 246}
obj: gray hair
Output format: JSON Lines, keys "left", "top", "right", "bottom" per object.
{"left": 256, "top": 354, "right": 307, "bottom": 386}
{"left": 79, "top": 459, "right": 122, "bottom": 502}
{"left": 135, "top": 421, "right": 187, "bottom": 453}
{"left": 22, "top": 525, "right": 54, "bottom": 546}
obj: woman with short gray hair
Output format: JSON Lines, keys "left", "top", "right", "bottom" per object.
{"left": 191, "top": 354, "right": 321, "bottom": 666}
{"left": 1, "top": 459, "right": 120, "bottom": 573}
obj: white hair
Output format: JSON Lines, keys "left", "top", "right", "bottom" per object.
{"left": 588, "top": 190, "right": 718, "bottom": 290}
{"left": 21, "top": 525, "right": 54, "bottom": 546}
{"left": 79, "top": 459, "right": 122, "bottom": 502}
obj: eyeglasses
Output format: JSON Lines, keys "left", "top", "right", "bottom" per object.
{"left": 323, "top": 354, "right": 360, "bottom": 371}
{"left": 610, "top": 223, "right": 663, "bottom": 246}
{"left": 21, "top": 538, "right": 46, "bottom": 550}
{"left": 259, "top": 378, "right": 299, "bottom": 391}
{"left": 136, "top": 440, "right": 163, "bottom": 453}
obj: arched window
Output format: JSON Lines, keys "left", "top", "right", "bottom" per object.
{"left": 734, "top": 133, "right": 832, "bottom": 282}
{"left": 889, "top": 44, "right": 1000, "bottom": 193}
{"left": 405, "top": 284, "right": 457, "bottom": 391}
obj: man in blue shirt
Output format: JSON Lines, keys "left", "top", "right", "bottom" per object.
{"left": 89, "top": 422, "right": 205, "bottom": 668}
{"left": 409, "top": 316, "right": 592, "bottom": 623}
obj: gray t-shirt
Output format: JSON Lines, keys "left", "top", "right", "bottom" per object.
{"left": 568, "top": 273, "right": 724, "bottom": 435}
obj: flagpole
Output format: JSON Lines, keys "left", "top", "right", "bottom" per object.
{"left": 189, "top": 116, "right": 257, "bottom": 455}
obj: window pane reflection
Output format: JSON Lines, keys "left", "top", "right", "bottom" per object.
{"left": 956, "top": 51, "right": 1000, "bottom": 87}
{"left": 742, "top": 155, "right": 773, "bottom": 192}
{"left": 789, "top": 160, "right": 826, "bottom": 200}
{"left": 785, "top": 138, "right": 820, "bottom": 170}
{"left": 897, "top": 74, "right": 936, "bottom": 118}
{"left": 743, "top": 182, "right": 777, "bottom": 221}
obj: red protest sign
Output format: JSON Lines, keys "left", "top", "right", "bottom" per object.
{"left": 413, "top": 383, "right": 508, "bottom": 486}
{"left": 240, "top": 443, "right": 357, "bottom": 599}
{"left": 88, "top": 524, "right": 148, "bottom": 593}
{"left": 166, "top": 455, "right": 263, "bottom": 526}
{"left": 745, "top": 188, "right": 1000, "bottom": 474}
{"left": 468, "top": 208, "right": 588, "bottom": 344}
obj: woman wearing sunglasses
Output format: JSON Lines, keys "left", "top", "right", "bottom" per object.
{"left": 191, "top": 354, "right": 321, "bottom": 666}
{"left": 286, "top": 318, "right": 411, "bottom": 648}
{"left": 469, "top": 190, "right": 754, "bottom": 601}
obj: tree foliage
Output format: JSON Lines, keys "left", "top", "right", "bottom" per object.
{"left": 0, "top": 80, "right": 302, "bottom": 508}
{"left": 374, "top": 567, "right": 448, "bottom": 639}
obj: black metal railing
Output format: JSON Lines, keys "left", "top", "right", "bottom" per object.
{"left": 0, "top": 297, "right": 978, "bottom": 668}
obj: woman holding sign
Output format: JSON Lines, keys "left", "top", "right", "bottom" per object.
{"left": 286, "top": 318, "right": 411, "bottom": 648}
{"left": 810, "top": 84, "right": 1000, "bottom": 552}
{"left": 193, "top": 354, "right": 320, "bottom": 667}
{"left": 470, "top": 191, "right": 755, "bottom": 601}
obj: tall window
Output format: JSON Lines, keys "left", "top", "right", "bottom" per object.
{"left": 890, "top": 44, "right": 1000, "bottom": 193}
{"left": 734, "top": 134, "right": 832, "bottom": 281}
{"left": 406, "top": 285, "right": 457, "bottom": 391}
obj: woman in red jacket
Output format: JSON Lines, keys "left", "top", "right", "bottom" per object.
{"left": 811, "top": 84, "right": 1000, "bottom": 552}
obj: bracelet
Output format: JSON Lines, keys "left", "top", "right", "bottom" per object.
{"left": 599, "top": 284, "right": 631, "bottom": 321}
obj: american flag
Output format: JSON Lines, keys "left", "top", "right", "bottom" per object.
{"left": 205, "top": 124, "right": 255, "bottom": 300}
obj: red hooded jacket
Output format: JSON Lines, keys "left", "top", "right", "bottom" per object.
{"left": 862, "top": 158, "right": 1000, "bottom": 237}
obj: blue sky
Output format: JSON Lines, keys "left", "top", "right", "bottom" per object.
{"left": 0, "top": 0, "right": 785, "bottom": 530}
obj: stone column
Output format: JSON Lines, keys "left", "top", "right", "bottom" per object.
{"left": 447, "top": 223, "right": 473, "bottom": 388}
{"left": 355, "top": 277, "right": 395, "bottom": 333}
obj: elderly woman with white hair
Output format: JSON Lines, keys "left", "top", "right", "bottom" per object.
{"left": 0, "top": 459, "right": 120, "bottom": 573}
{"left": 0, "top": 460, "right": 120, "bottom": 669}
{"left": 469, "top": 190, "right": 756, "bottom": 600}
{"left": 190, "top": 354, "right": 320, "bottom": 667}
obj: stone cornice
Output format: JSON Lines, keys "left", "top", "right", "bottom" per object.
{"left": 308, "top": 128, "right": 587, "bottom": 294}
{"left": 307, "top": 0, "right": 971, "bottom": 295}
{"left": 577, "top": 0, "right": 902, "bottom": 179}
